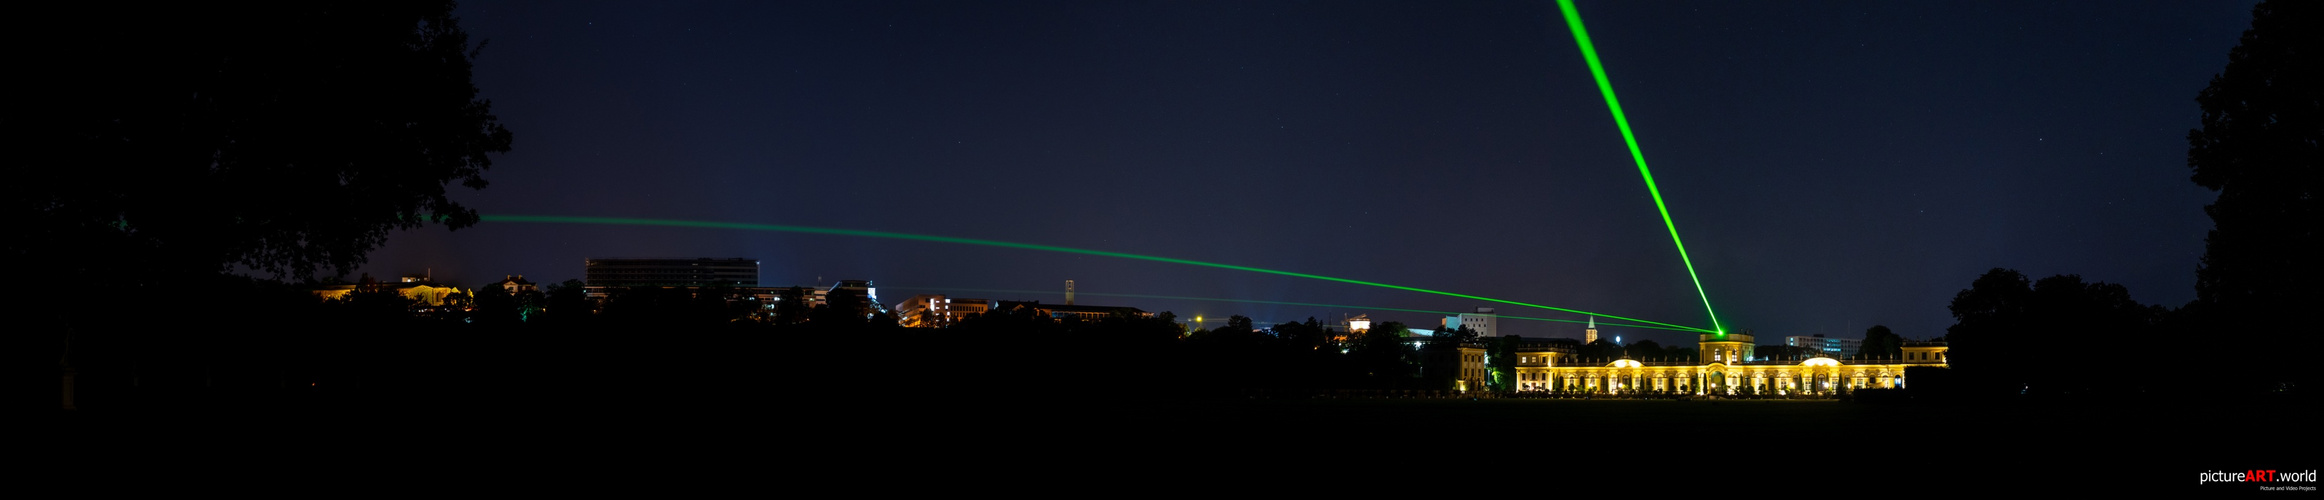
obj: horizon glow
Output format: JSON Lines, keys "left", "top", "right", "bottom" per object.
{"left": 1556, "top": 0, "right": 1726, "bottom": 334}
{"left": 483, "top": 214, "right": 1719, "bottom": 333}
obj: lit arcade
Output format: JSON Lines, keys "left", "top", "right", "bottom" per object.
{"left": 1443, "top": 324, "right": 1949, "bottom": 395}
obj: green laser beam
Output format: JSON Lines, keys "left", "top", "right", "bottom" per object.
{"left": 485, "top": 214, "right": 1718, "bottom": 333}
{"left": 895, "top": 286, "right": 1703, "bottom": 333}
{"left": 1556, "top": 0, "right": 1725, "bottom": 334}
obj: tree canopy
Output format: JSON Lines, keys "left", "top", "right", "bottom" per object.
{"left": 2186, "top": 0, "right": 2321, "bottom": 394}
{"left": 10, "top": 1, "right": 512, "bottom": 283}
{"left": 1946, "top": 269, "right": 2163, "bottom": 397}
{"left": 1434, "top": 324, "right": 1482, "bottom": 344}
{"left": 1859, "top": 325, "right": 1903, "bottom": 360}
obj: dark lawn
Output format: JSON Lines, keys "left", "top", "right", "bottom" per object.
{"left": 56, "top": 394, "right": 2313, "bottom": 494}
{"left": 1050, "top": 397, "right": 2314, "bottom": 491}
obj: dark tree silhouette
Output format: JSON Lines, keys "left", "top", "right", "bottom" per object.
{"left": 1623, "top": 339, "right": 1664, "bottom": 360}
{"left": 772, "top": 286, "right": 815, "bottom": 325}
{"left": 1221, "top": 315, "right": 1256, "bottom": 335}
{"left": 2186, "top": 1, "right": 2321, "bottom": 394}
{"left": 1859, "top": 325, "right": 1903, "bottom": 361}
{"left": 1947, "top": 269, "right": 2163, "bottom": 398}
{"left": 1580, "top": 338, "right": 1624, "bottom": 361}
{"left": 1351, "top": 321, "right": 1419, "bottom": 385}
{"left": 1485, "top": 336, "right": 1517, "bottom": 391}
{"left": 10, "top": 2, "right": 511, "bottom": 283}
{"left": 1434, "top": 324, "right": 1482, "bottom": 344}
{"left": 1272, "top": 317, "right": 1329, "bottom": 351}
{"left": 541, "top": 279, "right": 593, "bottom": 326}
{"left": 471, "top": 286, "right": 522, "bottom": 327}
{"left": 1756, "top": 344, "right": 1800, "bottom": 360}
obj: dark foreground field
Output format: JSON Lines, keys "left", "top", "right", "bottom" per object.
{"left": 1088, "top": 397, "right": 2314, "bottom": 492}
{"left": 56, "top": 395, "right": 2314, "bottom": 493}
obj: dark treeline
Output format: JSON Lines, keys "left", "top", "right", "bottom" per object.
{"left": 54, "top": 263, "right": 2273, "bottom": 413}
{"left": 1928, "top": 1, "right": 2319, "bottom": 402}
{"left": 1936, "top": 270, "right": 2180, "bottom": 399}
{"left": 60, "top": 282, "right": 1517, "bottom": 415}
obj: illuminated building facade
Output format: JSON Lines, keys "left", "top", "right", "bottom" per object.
{"left": 312, "top": 274, "right": 470, "bottom": 307}
{"left": 1330, "top": 314, "right": 1375, "bottom": 344}
{"left": 1785, "top": 334, "right": 1864, "bottom": 357}
{"left": 1458, "top": 307, "right": 1499, "bottom": 337}
{"left": 493, "top": 275, "right": 536, "bottom": 295}
{"left": 896, "top": 294, "right": 991, "bottom": 328}
{"left": 1442, "top": 332, "right": 1949, "bottom": 394}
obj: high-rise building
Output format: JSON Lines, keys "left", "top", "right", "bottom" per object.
{"left": 584, "top": 258, "right": 759, "bottom": 288}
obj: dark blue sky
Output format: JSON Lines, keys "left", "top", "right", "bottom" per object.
{"left": 362, "top": 1, "right": 2258, "bottom": 346}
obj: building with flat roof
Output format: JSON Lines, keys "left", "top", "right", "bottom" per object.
{"left": 584, "top": 258, "right": 759, "bottom": 288}
{"left": 1785, "top": 334, "right": 1864, "bottom": 357}
{"left": 1458, "top": 307, "right": 1499, "bottom": 337}
{"left": 896, "top": 294, "right": 990, "bottom": 328}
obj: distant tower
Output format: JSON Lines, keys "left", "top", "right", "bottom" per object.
{"left": 1586, "top": 316, "right": 1599, "bottom": 344}
{"left": 1065, "top": 280, "right": 1075, "bottom": 305}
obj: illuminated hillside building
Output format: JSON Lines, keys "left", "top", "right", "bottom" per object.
{"left": 493, "top": 275, "right": 537, "bottom": 295}
{"left": 991, "top": 300, "right": 1153, "bottom": 321}
{"left": 312, "top": 274, "right": 470, "bottom": 306}
{"left": 895, "top": 294, "right": 992, "bottom": 328}
{"left": 1439, "top": 332, "right": 1950, "bottom": 394}
{"left": 1331, "top": 314, "right": 1374, "bottom": 344}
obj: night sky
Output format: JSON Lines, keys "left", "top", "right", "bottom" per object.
{"left": 360, "top": 1, "right": 2259, "bottom": 346}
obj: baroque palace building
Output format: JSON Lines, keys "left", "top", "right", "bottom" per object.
{"left": 1446, "top": 329, "right": 1950, "bottom": 395}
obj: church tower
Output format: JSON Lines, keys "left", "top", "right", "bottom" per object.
{"left": 1585, "top": 316, "right": 1599, "bottom": 344}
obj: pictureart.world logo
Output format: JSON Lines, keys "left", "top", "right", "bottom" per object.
{"left": 2201, "top": 470, "right": 2318, "bottom": 492}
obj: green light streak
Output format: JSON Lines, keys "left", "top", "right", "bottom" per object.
{"left": 899, "top": 286, "right": 1704, "bottom": 333}
{"left": 485, "top": 214, "right": 1718, "bottom": 333}
{"left": 1555, "top": 0, "right": 1725, "bottom": 334}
